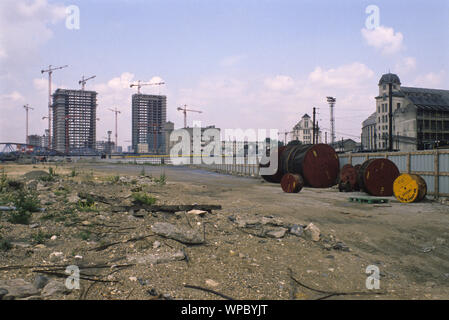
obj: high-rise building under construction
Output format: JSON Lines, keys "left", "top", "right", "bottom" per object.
{"left": 131, "top": 94, "right": 167, "bottom": 154}
{"left": 52, "top": 89, "right": 97, "bottom": 153}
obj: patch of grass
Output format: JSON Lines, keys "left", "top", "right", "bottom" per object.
{"left": 0, "top": 168, "right": 7, "bottom": 192}
{"left": 108, "top": 175, "right": 120, "bottom": 183}
{"left": 77, "top": 199, "right": 98, "bottom": 212}
{"left": 0, "top": 236, "right": 12, "bottom": 252}
{"left": 132, "top": 192, "right": 157, "bottom": 205}
{"left": 13, "top": 190, "right": 40, "bottom": 213}
{"left": 39, "top": 167, "right": 58, "bottom": 182}
{"left": 31, "top": 230, "right": 52, "bottom": 244}
{"left": 70, "top": 168, "right": 78, "bottom": 177}
{"left": 77, "top": 231, "right": 91, "bottom": 241}
{"left": 8, "top": 210, "right": 32, "bottom": 225}
{"left": 154, "top": 172, "right": 166, "bottom": 185}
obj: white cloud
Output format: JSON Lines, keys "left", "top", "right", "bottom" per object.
{"left": 176, "top": 63, "right": 377, "bottom": 141}
{"left": 412, "top": 71, "right": 445, "bottom": 88}
{"left": 394, "top": 56, "right": 417, "bottom": 74}
{"left": 361, "top": 26, "right": 404, "bottom": 55}
{"left": 0, "top": 0, "right": 66, "bottom": 68}
{"left": 264, "top": 75, "right": 295, "bottom": 91}
{"left": 308, "top": 62, "right": 374, "bottom": 88}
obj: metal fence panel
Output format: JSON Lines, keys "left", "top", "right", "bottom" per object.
{"left": 419, "top": 175, "right": 435, "bottom": 193}
{"left": 351, "top": 156, "right": 366, "bottom": 166}
{"left": 439, "top": 153, "right": 449, "bottom": 173}
{"left": 439, "top": 176, "right": 449, "bottom": 194}
{"left": 339, "top": 156, "right": 349, "bottom": 168}
{"left": 388, "top": 155, "right": 407, "bottom": 172}
{"left": 411, "top": 154, "right": 434, "bottom": 172}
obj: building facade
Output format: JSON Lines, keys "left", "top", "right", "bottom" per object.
{"left": 27, "top": 134, "right": 43, "bottom": 147}
{"left": 369, "top": 73, "right": 449, "bottom": 151}
{"left": 131, "top": 94, "right": 167, "bottom": 154}
{"left": 52, "top": 89, "right": 97, "bottom": 153}
{"left": 361, "top": 112, "right": 377, "bottom": 151}
{"left": 291, "top": 114, "right": 322, "bottom": 144}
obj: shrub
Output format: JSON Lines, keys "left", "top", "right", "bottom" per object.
{"left": 0, "top": 236, "right": 12, "bottom": 252}
{"left": 132, "top": 192, "right": 156, "bottom": 205}
{"left": 154, "top": 173, "right": 166, "bottom": 185}
{"left": 31, "top": 231, "right": 52, "bottom": 244}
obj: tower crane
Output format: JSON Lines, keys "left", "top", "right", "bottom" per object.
{"left": 130, "top": 80, "right": 165, "bottom": 94}
{"left": 177, "top": 104, "right": 203, "bottom": 128}
{"left": 79, "top": 75, "right": 96, "bottom": 90}
{"left": 108, "top": 107, "right": 121, "bottom": 153}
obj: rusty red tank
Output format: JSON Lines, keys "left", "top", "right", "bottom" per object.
{"left": 280, "top": 173, "right": 304, "bottom": 193}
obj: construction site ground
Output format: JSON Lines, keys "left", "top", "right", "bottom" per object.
{"left": 0, "top": 162, "right": 448, "bottom": 300}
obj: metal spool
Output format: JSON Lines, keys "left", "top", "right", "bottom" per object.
{"left": 281, "top": 144, "right": 339, "bottom": 188}
{"left": 280, "top": 173, "right": 304, "bottom": 193}
{"left": 260, "top": 146, "right": 286, "bottom": 183}
{"left": 357, "top": 158, "right": 400, "bottom": 196}
{"left": 393, "top": 174, "right": 427, "bottom": 203}
{"left": 353, "top": 164, "right": 362, "bottom": 191}
{"left": 339, "top": 164, "right": 358, "bottom": 189}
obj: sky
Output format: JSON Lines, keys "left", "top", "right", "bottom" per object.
{"left": 1, "top": 0, "right": 449, "bottom": 148}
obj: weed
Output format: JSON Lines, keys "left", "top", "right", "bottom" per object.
{"left": 13, "top": 190, "right": 40, "bottom": 213}
{"left": 78, "top": 231, "right": 91, "bottom": 241}
{"left": 31, "top": 231, "right": 51, "bottom": 244}
{"left": 77, "top": 199, "right": 98, "bottom": 212}
{"left": 0, "top": 236, "right": 12, "bottom": 252}
{"left": 140, "top": 166, "right": 146, "bottom": 177}
{"left": 0, "top": 168, "right": 7, "bottom": 192}
{"left": 108, "top": 175, "right": 120, "bottom": 183}
{"left": 132, "top": 192, "right": 156, "bottom": 205}
{"left": 70, "top": 168, "right": 78, "bottom": 177}
{"left": 154, "top": 172, "right": 166, "bottom": 185}
{"left": 8, "top": 210, "right": 32, "bottom": 225}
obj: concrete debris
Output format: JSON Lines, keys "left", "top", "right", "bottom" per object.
{"left": 289, "top": 224, "right": 304, "bottom": 237}
{"left": 0, "top": 279, "right": 40, "bottom": 300}
{"left": 127, "top": 250, "right": 186, "bottom": 265}
{"left": 41, "top": 280, "right": 70, "bottom": 297}
{"left": 205, "top": 279, "right": 219, "bottom": 287}
{"left": 151, "top": 222, "right": 204, "bottom": 244}
{"left": 187, "top": 209, "right": 207, "bottom": 216}
{"left": 33, "top": 275, "right": 49, "bottom": 290}
{"left": 265, "top": 227, "right": 287, "bottom": 238}
{"left": 304, "top": 223, "right": 321, "bottom": 242}
{"left": 153, "top": 241, "right": 161, "bottom": 249}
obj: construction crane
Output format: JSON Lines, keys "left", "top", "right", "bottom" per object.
{"left": 23, "top": 104, "right": 34, "bottom": 145}
{"left": 177, "top": 104, "right": 203, "bottom": 128}
{"left": 79, "top": 75, "right": 96, "bottom": 90}
{"left": 108, "top": 107, "right": 121, "bottom": 153}
{"left": 130, "top": 80, "right": 165, "bottom": 94}
{"left": 41, "top": 64, "right": 68, "bottom": 148}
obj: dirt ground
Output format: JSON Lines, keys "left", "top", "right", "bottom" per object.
{"left": 0, "top": 162, "right": 448, "bottom": 300}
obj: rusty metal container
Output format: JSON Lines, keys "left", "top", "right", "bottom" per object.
{"left": 280, "top": 173, "right": 304, "bottom": 193}
{"left": 260, "top": 146, "right": 286, "bottom": 183}
{"left": 280, "top": 144, "right": 339, "bottom": 188}
{"left": 357, "top": 159, "right": 400, "bottom": 196}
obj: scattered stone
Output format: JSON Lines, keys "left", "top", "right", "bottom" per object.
{"left": 50, "top": 235, "right": 57, "bottom": 241}
{"left": 289, "top": 224, "right": 304, "bottom": 237}
{"left": 0, "top": 279, "right": 40, "bottom": 300}
{"left": 187, "top": 209, "right": 207, "bottom": 216}
{"left": 81, "top": 220, "right": 91, "bottom": 226}
{"left": 33, "top": 275, "right": 49, "bottom": 290}
{"left": 153, "top": 241, "right": 161, "bottom": 249}
{"left": 147, "top": 288, "right": 158, "bottom": 296}
{"left": 67, "top": 194, "right": 80, "bottom": 203}
{"left": 304, "top": 223, "right": 320, "bottom": 241}
{"left": 265, "top": 227, "right": 287, "bottom": 238}
{"left": 74, "top": 255, "right": 83, "bottom": 260}
{"left": 11, "top": 242, "right": 31, "bottom": 248}
{"left": 29, "top": 223, "right": 40, "bottom": 229}
{"left": 49, "top": 251, "right": 64, "bottom": 262}
{"left": 332, "top": 242, "right": 350, "bottom": 252}
{"left": 129, "top": 277, "right": 137, "bottom": 282}
{"left": 205, "top": 279, "right": 219, "bottom": 287}
{"left": 151, "top": 222, "right": 204, "bottom": 244}
{"left": 133, "top": 209, "right": 146, "bottom": 218}
{"left": 422, "top": 246, "right": 435, "bottom": 253}
{"left": 35, "top": 244, "right": 46, "bottom": 249}
{"left": 0, "top": 288, "right": 8, "bottom": 300}
{"left": 41, "top": 280, "right": 70, "bottom": 297}
{"left": 127, "top": 250, "right": 186, "bottom": 265}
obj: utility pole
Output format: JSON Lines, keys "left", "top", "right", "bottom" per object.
{"left": 108, "top": 108, "right": 121, "bottom": 153}
{"left": 312, "top": 107, "right": 316, "bottom": 144}
{"left": 23, "top": 104, "right": 34, "bottom": 144}
{"left": 388, "top": 83, "right": 393, "bottom": 151}
{"left": 41, "top": 65, "right": 68, "bottom": 149}
{"left": 79, "top": 75, "right": 96, "bottom": 90}
{"left": 327, "top": 97, "right": 336, "bottom": 145}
